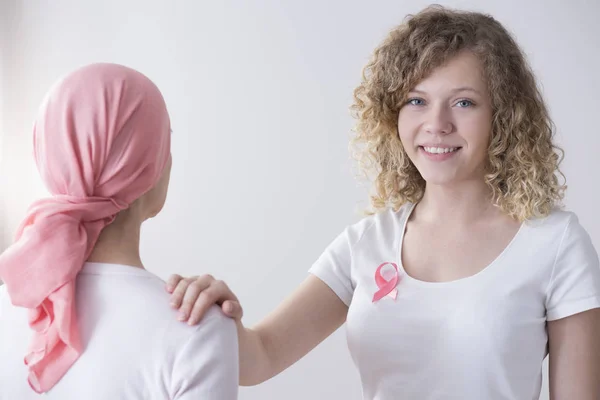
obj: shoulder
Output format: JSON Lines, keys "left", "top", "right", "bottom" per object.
{"left": 525, "top": 209, "right": 580, "bottom": 238}
{"left": 543, "top": 210, "right": 600, "bottom": 319}
{"left": 171, "top": 306, "right": 238, "bottom": 382}
{"left": 124, "top": 276, "right": 236, "bottom": 341}
{"left": 76, "top": 267, "right": 208, "bottom": 340}
{"left": 529, "top": 209, "right": 598, "bottom": 266}
{"left": 168, "top": 305, "right": 239, "bottom": 398}
{"left": 344, "top": 203, "right": 413, "bottom": 246}
{"left": 526, "top": 209, "right": 593, "bottom": 243}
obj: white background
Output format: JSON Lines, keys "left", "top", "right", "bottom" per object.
{"left": 1, "top": 1, "right": 599, "bottom": 399}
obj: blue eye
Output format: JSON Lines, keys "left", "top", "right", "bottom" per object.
{"left": 456, "top": 99, "right": 473, "bottom": 108}
{"left": 407, "top": 98, "right": 425, "bottom": 106}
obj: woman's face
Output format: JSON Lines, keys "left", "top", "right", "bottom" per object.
{"left": 397, "top": 51, "right": 493, "bottom": 187}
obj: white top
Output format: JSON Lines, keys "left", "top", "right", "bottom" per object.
{"left": 310, "top": 203, "right": 600, "bottom": 400}
{"left": 0, "top": 262, "right": 239, "bottom": 400}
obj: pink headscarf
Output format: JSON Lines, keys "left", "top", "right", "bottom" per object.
{"left": 0, "top": 63, "right": 171, "bottom": 392}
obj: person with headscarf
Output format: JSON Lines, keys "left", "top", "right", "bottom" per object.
{"left": 0, "top": 63, "right": 239, "bottom": 399}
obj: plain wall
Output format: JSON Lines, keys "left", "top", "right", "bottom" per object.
{"left": 1, "top": 1, "right": 599, "bottom": 399}
{"left": 0, "top": 0, "right": 9, "bottom": 251}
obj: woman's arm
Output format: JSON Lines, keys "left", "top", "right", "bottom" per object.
{"left": 168, "top": 274, "right": 348, "bottom": 386}
{"left": 548, "top": 308, "right": 600, "bottom": 400}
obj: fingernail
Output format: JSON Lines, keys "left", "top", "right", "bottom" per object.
{"left": 178, "top": 312, "right": 187, "bottom": 321}
{"left": 224, "top": 303, "right": 233, "bottom": 313}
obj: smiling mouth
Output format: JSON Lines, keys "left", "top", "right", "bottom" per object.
{"left": 420, "top": 146, "right": 462, "bottom": 154}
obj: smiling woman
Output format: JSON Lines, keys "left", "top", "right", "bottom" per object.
{"left": 351, "top": 15, "right": 563, "bottom": 222}
{"left": 166, "top": 5, "right": 600, "bottom": 400}
{"left": 397, "top": 52, "right": 493, "bottom": 186}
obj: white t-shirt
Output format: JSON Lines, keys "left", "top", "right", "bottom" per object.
{"left": 0, "top": 262, "right": 239, "bottom": 400}
{"left": 310, "top": 203, "right": 600, "bottom": 400}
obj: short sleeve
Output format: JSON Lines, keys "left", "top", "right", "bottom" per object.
{"left": 309, "top": 227, "right": 357, "bottom": 307}
{"left": 546, "top": 214, "right": 600, "bottom": 321}
{"left": 171, "top": 306, "right": 239, "bottom": 399}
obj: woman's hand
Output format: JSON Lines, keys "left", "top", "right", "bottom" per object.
{"left": 167, "top": 273, "right": 348, "bottom": 385}
{"left": 166, "top": 274, "right": 243, "bottom": 325}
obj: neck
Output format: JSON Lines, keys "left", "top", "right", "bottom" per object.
{"left": 87, "top": 209, "right": 144, "bottom": 269}
{"left": 416, "top": 177, "right": 502, "bottom": 225}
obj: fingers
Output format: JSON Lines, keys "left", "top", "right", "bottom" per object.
{"left": 166, "top": 274, "right": 184, "bottom": 293}
{"left": 168, "top": 274, "right": 242, "bottom": 326}
{"left": 222, "top": 300, "right": 243, "bottom": 319}
{"left": 187, "top": 280, "right": 238, "bottom": 325}
{"left": 177, "top": 275, "right": 215, "bottom": 321}
{"left": 169, "top": 275, "right": 200, "bottom": 309}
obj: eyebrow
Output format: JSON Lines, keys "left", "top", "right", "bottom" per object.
{"left": 409, "top": 87, "right": 483, "bottom": 96}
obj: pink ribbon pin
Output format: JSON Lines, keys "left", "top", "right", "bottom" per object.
{"left": 372, "top": 262, "right": 400, "bottom": 303}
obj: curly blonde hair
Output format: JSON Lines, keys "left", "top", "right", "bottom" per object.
{"left": 351, "top": 5, "right": 565, "bottom": 221}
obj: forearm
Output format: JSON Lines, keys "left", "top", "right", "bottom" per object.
{"left": 237, "top": 323, "right": 275, "bottom": 386}
{"left": 237, "top": 276, "right": 348, "bottom": 386}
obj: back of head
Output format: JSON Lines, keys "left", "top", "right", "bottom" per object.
{"left": 0, "top": 63, "right": 171, "bottom": 392}
{"left": 35, "top": 63, "right": 171, "bottom": 202}
{"left": 352, "top": 5, "right": 564, "bottom": 221}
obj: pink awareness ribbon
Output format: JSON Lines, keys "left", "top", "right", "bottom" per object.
{"left": 372, "top": 262, "right": 400, "bottom": 303}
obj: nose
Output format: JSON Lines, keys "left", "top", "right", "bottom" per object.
{"left": 423, "top": 105, "right": 453, "bottom": 135}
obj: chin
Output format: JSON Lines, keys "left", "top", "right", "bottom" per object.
{"left": 419, "top": 171, "right": 460, "bottom": 186}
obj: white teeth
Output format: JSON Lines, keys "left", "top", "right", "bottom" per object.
{"left": 423, "top": 146, "right": 458, "bottom": 154}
